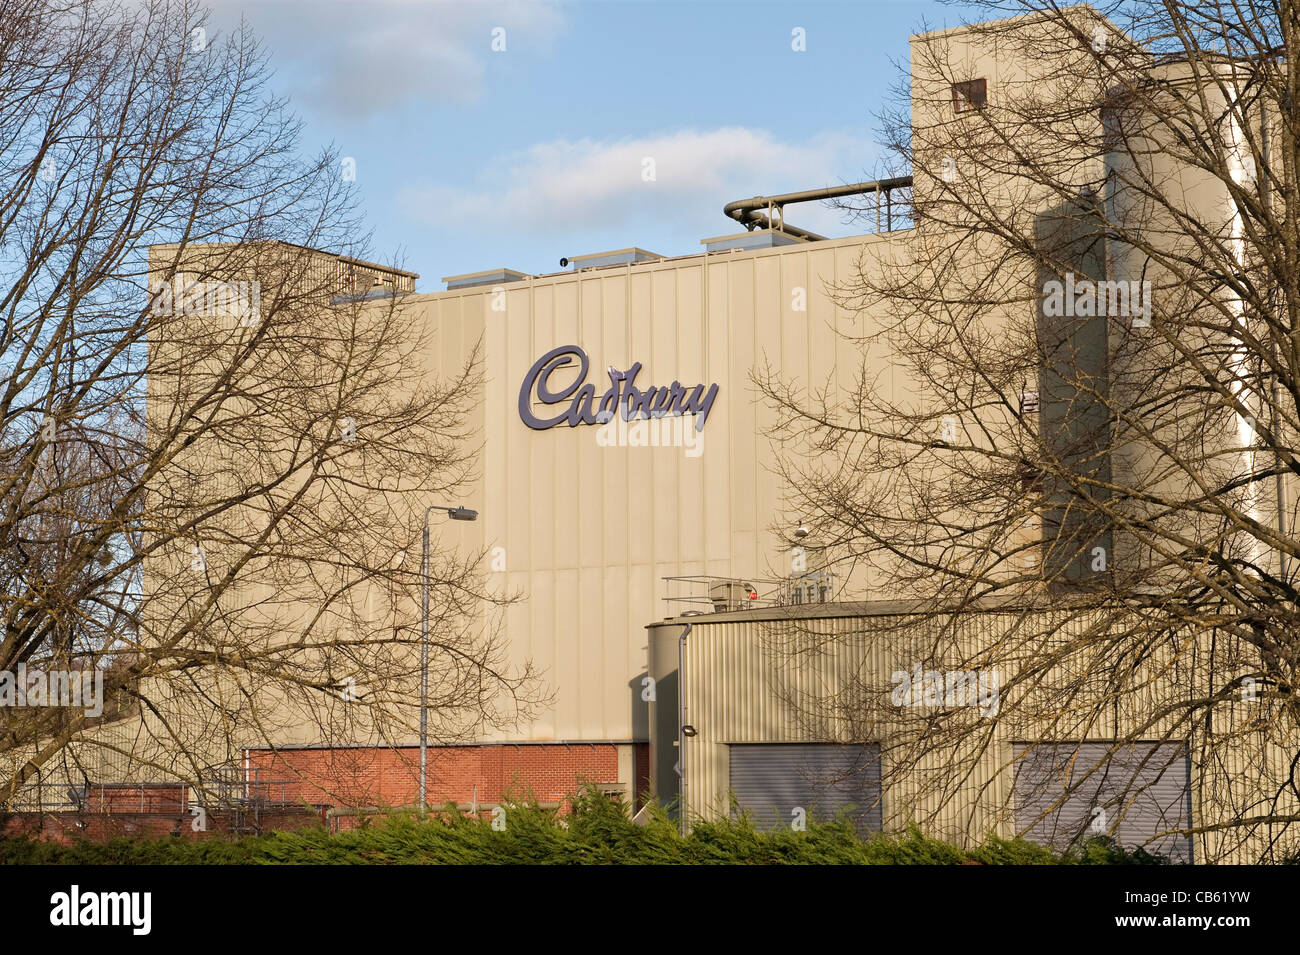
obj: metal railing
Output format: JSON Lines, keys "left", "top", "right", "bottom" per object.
{"left": 3, "top": 764, "right": 299, "bottom": 816}
{"left": 661, "top": 572, "right": 839, "bottom": 616}
{"left": 323, "top": 255, "right": 416, "bottom": 302}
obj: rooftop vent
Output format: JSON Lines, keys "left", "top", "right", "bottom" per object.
{"left": 443, "top": 268, "right": 529, "bottom": 291}
{"left": 708, "top": 579, "right": 760, "bottom": 612}
{"left": 701, "top": 229, "right": 809, "bottom": 254}
{"left": 561, "top": 248, "right": 662, "bottom": 270}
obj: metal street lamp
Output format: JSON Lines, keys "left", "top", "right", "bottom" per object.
{"left": 420, "top": 503, "right": 478, "bottom": 811}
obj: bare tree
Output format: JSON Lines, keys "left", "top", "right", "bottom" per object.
{"left": 0, "top": 0, "right": 540, "bottom": 809}
{"left": 757, "top": 1, "right": 1300, "bottom": 861}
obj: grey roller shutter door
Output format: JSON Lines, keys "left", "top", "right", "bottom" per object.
{"left": 1013, "top": 741, "right": 1192, "bottom": 862}
{"left": 729, "top": 743, "right": 882, "bottom": 834}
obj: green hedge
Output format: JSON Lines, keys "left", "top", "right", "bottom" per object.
{"left": 0, "top": 787, "right": 1173, "bottom": 865}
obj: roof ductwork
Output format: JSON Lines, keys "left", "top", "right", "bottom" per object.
{"left": 722, "top": 177, "right": 913, "bottom": 241}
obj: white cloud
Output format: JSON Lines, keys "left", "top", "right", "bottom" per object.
{"left": 201, "top": 0, "right": 565, "bottom": 118}
{"left": 398, "top": 127, "right": 883, "bottom": 241}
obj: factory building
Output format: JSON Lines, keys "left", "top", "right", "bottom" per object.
{"left": 24, "top": 5, "right": 1291, "bottom": 862}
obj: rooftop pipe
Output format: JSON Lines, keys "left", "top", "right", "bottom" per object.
{"left": 723, "top": 176, "right": 914, "bottom": 240}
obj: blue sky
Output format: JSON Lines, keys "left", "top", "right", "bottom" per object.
{"left": 206, "top": 0, "right": 969, "bottom": 289}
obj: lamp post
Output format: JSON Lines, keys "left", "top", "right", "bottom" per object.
{"left": 420, "top": 504, "right": 478, "bottom": 812}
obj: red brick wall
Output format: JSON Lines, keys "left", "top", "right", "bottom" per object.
{"left": 244, "top": 743, "right": 627, "bottom": 810}
{"left": 1, "top": 808, "right": 323, "bottom": 843}
{"left": 88, "top": 784, "right": 185, "bottom": 813}
{"left": 0, "top": 743, "right": 653, "bottom": 843}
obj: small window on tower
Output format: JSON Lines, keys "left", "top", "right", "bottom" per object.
{"left": 952, "top": 78, "right": 987, "bottom": 113}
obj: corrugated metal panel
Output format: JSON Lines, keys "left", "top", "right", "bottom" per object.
{"left": 672, "top": 608, "right": 1300, "bottom": 861}
{"left": 708, "top": 609, "right": 1300, "bottom": 860}
{"left": 1012, "top": 741, "right": 1192, "bottom": 862}
{"left": 729, "top": 743, "right": 882, "bottom": 833}
{"left": 678, "top": 609, "right": 1030, "bottom": 841}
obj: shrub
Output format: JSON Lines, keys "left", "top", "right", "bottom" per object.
{"left": 0, "top": 786, "right": 1176, "bottom": 865}
{"left": 1066, "top": 835, "right": 1171, "bottom": 865}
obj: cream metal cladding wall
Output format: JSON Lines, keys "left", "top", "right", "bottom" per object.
{"left": 135, "top": 242, "right": 460, "bottom": 763}
{"left": 407, "top": 234, "right": 893, "bottom": 744}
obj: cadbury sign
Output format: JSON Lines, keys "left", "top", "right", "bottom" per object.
{"left": 518, "top": 345, "right": 719, "bottom": 431}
